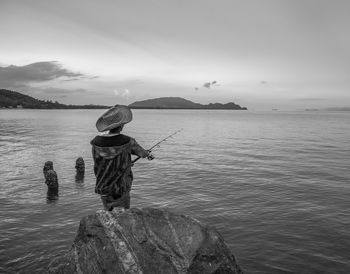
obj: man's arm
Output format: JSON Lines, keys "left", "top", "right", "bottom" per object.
{"left": 130, "top": 138, "right": 150, "bottom": 158}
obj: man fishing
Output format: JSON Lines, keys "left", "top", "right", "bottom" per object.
{"left": 91, "top": 105, "right": 154, "bottom": 211}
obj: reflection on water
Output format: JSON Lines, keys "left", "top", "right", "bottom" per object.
{"left": 0, "top": 109, "right": 350, "bottom": 273}
{"left": 75, "top": 175, "right": 85, "bottom": 185}
{"left": 46, "top": 188, "right": 59, "bottom": 204}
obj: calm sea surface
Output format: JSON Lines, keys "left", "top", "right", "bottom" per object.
{"left": 0, "top": 109, "right": 349, "bottom": 273}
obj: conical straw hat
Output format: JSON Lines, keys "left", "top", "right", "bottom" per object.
{"left": 96, "top": 105, "right": 133, "bottom": 132}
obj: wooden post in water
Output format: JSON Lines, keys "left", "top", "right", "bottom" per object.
{"left": 75, "top": 157, "right": 85, "bottom": 181}
{"left": 45, "top": 169, "right": 59, "bottom": 201}
{"left": 43, "top": 161, "right": 53, "bottom": 179}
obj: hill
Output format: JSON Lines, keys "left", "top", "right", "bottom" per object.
{"left": 324, "top": 107, "right": 350, "bottom": 111}
{"left": 0, "top": 89, "right": 108, "bottom": 109}
{"left": 129, "top": 97, "right": 247, "bottom": 110}
{"left": 0, "top": 90, "right": 247, "bottom": 110}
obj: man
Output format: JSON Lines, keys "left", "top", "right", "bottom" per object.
{"left": 91, "top": 105, "right": 153, "bottom": 210}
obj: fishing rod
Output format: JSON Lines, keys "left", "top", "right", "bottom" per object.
{"left": 132, "top": 128, "right": 183, "bottom": 164}
{"left": 112, "top": 129, "right": 183, "bottom": 183}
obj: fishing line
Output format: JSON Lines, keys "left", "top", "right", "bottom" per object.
{"left": 132, "top": 128, "right": 183, "bottom": 164}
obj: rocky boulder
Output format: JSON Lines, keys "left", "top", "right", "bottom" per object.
{"left": 49, "top": 208, "right": 243, "bottom": 274}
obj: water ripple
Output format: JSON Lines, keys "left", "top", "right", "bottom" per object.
{"left": 0, "top": 109, "right": 350, "bottom": 273}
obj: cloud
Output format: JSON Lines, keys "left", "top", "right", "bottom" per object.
{"left": 40, "top": 87, "right": 87, "bottom": 95}
{"left": 195, "top": 81, "right": 219, "bottom": 90}
{"left": 61, "top": 78, "right": 81, "bottom": 82}
{"left": 112, "top": 88, "right": 133, "bottom": 104}
{"left": 11, "top": 87, "right": 88, "bottom": 100}
{"left": 113, "top": 89, "right": 131, "bottom": 98}
{"left": 293, "top": 98, "right": 327, "bottom": 101}
{"left": 203, "top": 82, "right": 211, "bottom": 88}
{"left": 0, "top": 61, "right": 84, "bottom": 87}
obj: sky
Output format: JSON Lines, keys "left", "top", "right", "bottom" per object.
{"left": 1, "top": 0, "right": 350, "bottom": 110}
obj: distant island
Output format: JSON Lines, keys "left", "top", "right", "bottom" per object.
{"left": 305, "top": 107, "right": 350, "bottom": 112}
{"left": 128, "top": 97, "right": 247, "bottom": 110}
{"left": 0, "top": 89, "right": 109, "bottom": 109}
{"left": 1, "top": 89, "right": 247, "bottom": 110}
{"left": 323, "top": 107, "right": 350, "bottom": 111}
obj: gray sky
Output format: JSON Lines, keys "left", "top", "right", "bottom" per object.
{"left": 1, "top": 0, "right": 349, "bottom": 109}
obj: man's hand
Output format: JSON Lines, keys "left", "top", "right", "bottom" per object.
{"left": 147, "top": 151, "right": 155, "bottom": 160}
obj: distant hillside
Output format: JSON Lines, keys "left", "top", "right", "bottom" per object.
{"left": 129, "top": 97, "right": 247, "bottom": 110}
{"left": 0, "top": 90, "right": 248, "bottom": 110}
{"left": 305, "top": 107, "right": 350, "bottom": 112}
{"left": 0, "top": 89, "right": 109, "bottom": 109}
{"left": 324, "top": 107, "right": 350, "bottom": 111}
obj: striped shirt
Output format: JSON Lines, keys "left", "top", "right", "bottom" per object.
{"left": 91, "top": 134, "right": 148, "bottom": 198}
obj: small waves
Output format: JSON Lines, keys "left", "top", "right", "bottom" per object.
{"left": 1, "top": 109, "right": 350, "bottom": 273}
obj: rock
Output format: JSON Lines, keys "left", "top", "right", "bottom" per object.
{"left": 49, "top": 208, "right": 243, "bottom": 274}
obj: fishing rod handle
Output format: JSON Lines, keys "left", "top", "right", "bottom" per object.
{"left": 132, "top": 149, "right": 154, "bottom": 164}
{"left": 132, "top": 156, "right": 141, "bottom": 164}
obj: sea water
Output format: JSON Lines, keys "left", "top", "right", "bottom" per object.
{"left": 0, "top": 109, "right": 349, "bottom": 273}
